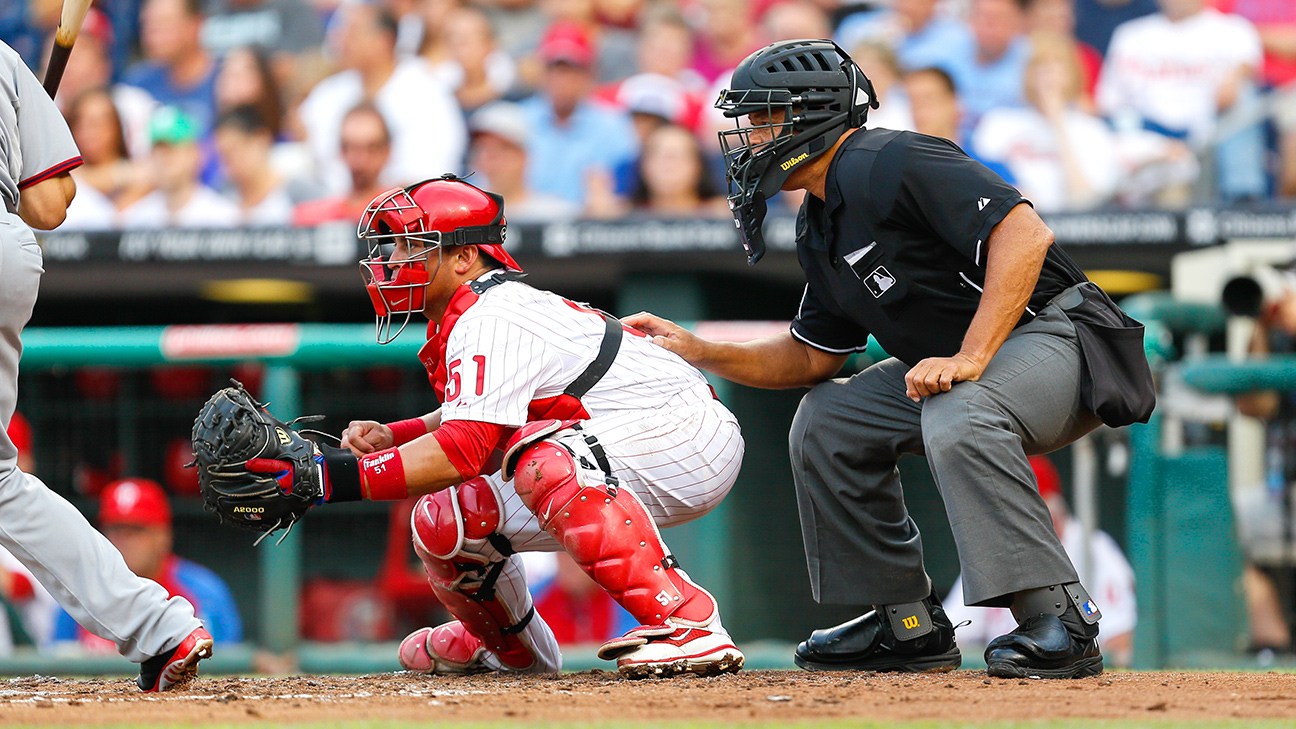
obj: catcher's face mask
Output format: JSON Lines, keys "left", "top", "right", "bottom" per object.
{"left": 358, "top": 187, "right": 440, "bottom": 345}
{"left": 358, "top": 176, "right": 521, "bottom": 344}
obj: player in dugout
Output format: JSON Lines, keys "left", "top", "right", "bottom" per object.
{"left": 252, "top": 174, "right": 746, "bottom": 678}
{"left": 52, "top": 479, "right": 242, "bottom": 650}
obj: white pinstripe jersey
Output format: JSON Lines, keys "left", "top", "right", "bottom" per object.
{"left": 433, "top": 276, "right": 718, "bottom": 428}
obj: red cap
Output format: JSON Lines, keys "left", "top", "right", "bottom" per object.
{"left": 100, "top": 479, "right": 172, "bottom": 528}
{"left": 539, "top": 21, "right": 595, "bottom": 67}
{"left": 82, "top": 8, "right": 114, "bottom": 49}
{"left": 6, "top": 413, "right": 32, "bottom": 460}
{"left": 164, "top": 438, "right": 201, "bottom": 496}
{"left": 1030, "top": 456, "right": 1062, "bottom": 500}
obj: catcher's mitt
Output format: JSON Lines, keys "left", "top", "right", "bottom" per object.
{"left": 191, "top": 381, "right": 322, "bottom": 538}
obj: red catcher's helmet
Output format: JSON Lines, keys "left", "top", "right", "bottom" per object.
{"left": 358, "top": 174, "right": 522, "bottom": 344}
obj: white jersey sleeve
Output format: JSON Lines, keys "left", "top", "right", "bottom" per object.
{"left": 439, "top": 312, "right": 564, "bottom": 427}
{"left": 1094, "top": 26, "right": 1134, "bottom": 119}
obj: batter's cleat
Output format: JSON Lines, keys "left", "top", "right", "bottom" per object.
{"left": 985, "top": 611, "right": 1103, "bottom": 679}
{"left": 598, "top": 624, "right": 744, "bottom": 679}
{"left": 137, "top": 626, "right": 214, "bottom": 692}
{"left": 795, "top": 591, "right": 961, "bottom": 673}
{"left": 399, "top": 622, "right": 494, "bottom": 675}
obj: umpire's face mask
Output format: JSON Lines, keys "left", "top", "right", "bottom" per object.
{"left": 716, "top": 92, "right": 845, "bottom": 265}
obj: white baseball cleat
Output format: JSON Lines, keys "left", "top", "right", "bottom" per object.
{"left": 598, "top": 623, "right": 744, "bottom": 679}
{"left": 398, "top": 621, "right": 495, "bottom": 675}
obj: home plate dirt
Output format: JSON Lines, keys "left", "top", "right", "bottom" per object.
{"left": 0, "top": 670, "right": 1290, "bottom": 725}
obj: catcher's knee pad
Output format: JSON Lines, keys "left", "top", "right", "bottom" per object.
{"left": 411, "top": 477, "right": 505, "bottom": 577}
{"left": 509, "top": 437, "right": 718, "bottom": 628}
{"left": 410, "top": 479, "right": 536, "bottom": 670}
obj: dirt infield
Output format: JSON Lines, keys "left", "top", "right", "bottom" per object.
{"left": 0, "top": 670, "right": 1293, "bottom": 726}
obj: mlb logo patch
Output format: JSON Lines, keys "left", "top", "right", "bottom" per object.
{"left": 1082, "top": 599, "right": 1099, "bottom": 618}
{"left": 864, "top": 266, "right": 896, "bottom": 298}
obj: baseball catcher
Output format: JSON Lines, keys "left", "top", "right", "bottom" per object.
{"left": 192, "top": 175, "right": 745, "bottom": 678}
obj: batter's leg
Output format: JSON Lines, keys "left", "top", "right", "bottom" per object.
{"left": 0, "top": 218, "right": 201, "bottom": 666}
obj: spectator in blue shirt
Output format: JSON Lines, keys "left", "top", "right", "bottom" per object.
{"left": 121, "top": 0, "right": 218, "bottom": 137}
{"left": 836, "top": 0, "right": 968, "bottom": 73}
{"left": 53, "top": 479, "right": 242, "bottom": 649}
{"left": 905, "top": 65, "right": 1016, "bottom": 185}
{"left": 1073, "top": 0, "right": 1157, "bottom": 57}
{"left": 0, "top": 1, "right": 42, "bottom": 70}
{"left": 941, "top": 0, "right": 1031, "bottom": 138}
{"left": 520, "top": 20, "right": 637, "bottom": 207}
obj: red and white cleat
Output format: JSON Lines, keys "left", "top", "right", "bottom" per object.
{"left": 399, "top": 621, "right": 494, "bottom": 674}
{"left": 137, "top": 626, "right": 214, "bottom": 692}
{"left": 598, "top": 623, "right": 744, "bottom": 679}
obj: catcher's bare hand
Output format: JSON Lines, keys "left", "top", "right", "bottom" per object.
{"left": 622, "top": 311, "right": 707, "bottom": 365}
{"left": 904, "top": 353, "right": 985, "bottom": 401}
{"left": 340, "top": 420, "right": 393, "bottom": 456}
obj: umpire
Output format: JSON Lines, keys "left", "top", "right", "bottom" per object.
{"left": 626, "top": 39, "right": 1152, "bottom": 679}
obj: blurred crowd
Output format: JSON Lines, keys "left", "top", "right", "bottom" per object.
{"left": 1, "top": 0, "right": 1293, "bottom": 232}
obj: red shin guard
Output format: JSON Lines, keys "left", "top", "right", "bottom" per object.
{"left": 510, "top": 441, "right": 717, "bottom": 627}
{"left": 410, "top": 478, "right": 536, "bottom": 670}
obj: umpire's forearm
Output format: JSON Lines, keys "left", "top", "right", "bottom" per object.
{"left": 957, "top": 204, "right": 1052, "bottom": 369}
{"left": 696, "top": 332, "right": 846, "bottom": 389}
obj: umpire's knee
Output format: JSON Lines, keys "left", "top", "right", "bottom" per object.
{"left": 789, "top": 382, "right": 834, "bottom": 467}
{"left": 920, "top": 388, "right": 986, "bottom": 456}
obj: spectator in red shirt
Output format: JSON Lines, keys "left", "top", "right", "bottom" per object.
{"left": 292, "top": 104, "right": 392, "bottom": 226}
{"left": 691, "top": 0, "right": 764, "bottom": 84}
{"left": 1025, "top": 0, "right": 1104, "bottom": 109}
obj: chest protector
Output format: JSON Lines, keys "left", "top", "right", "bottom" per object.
{"left": 418, "top": 272, "right": 623, "bottom": 422}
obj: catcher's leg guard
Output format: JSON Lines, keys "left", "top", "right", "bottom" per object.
{"left": 511, "top": 440, "right": 717, "bottom": 627}
{"left": 510, "top": 436, "right": 742, "bottom": 676}
{"left": 409, "top": 477, "right": 548, "bottom": 672}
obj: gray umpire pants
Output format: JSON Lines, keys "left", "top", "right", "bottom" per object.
{"left": 0, "top": 212, "right": 200, "bottom": 661}
{"left": 790, "top": 289, "right": 1101, "bottom": 609}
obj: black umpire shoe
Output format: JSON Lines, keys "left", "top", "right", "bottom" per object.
{"left": 794, "top": 590, "right": 961, "bottom": 672}
{"left": 984, "top": 609, "right": 1103, "bottom": 679}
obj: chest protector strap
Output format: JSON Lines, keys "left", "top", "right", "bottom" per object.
{"left": 471, "top": 270, "right": 624, "bottom": 403}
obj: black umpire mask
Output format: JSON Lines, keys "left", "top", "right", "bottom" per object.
{"left": 716, "top": 39, "right": 878, "bottom": 264}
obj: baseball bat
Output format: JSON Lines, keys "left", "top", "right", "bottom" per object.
{"left": 41, "top": 0, "right": 95, "bottom": 98}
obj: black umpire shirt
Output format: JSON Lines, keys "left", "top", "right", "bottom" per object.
{"left": 789, "top": 128, "right": 1088, "bottom": 367}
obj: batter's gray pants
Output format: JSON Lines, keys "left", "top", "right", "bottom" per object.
{"left": 790, "top": 292, "right": 1101, "bottom": 609}
{"left": 0, "top": 213, "right": 200, "bottom": 662}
